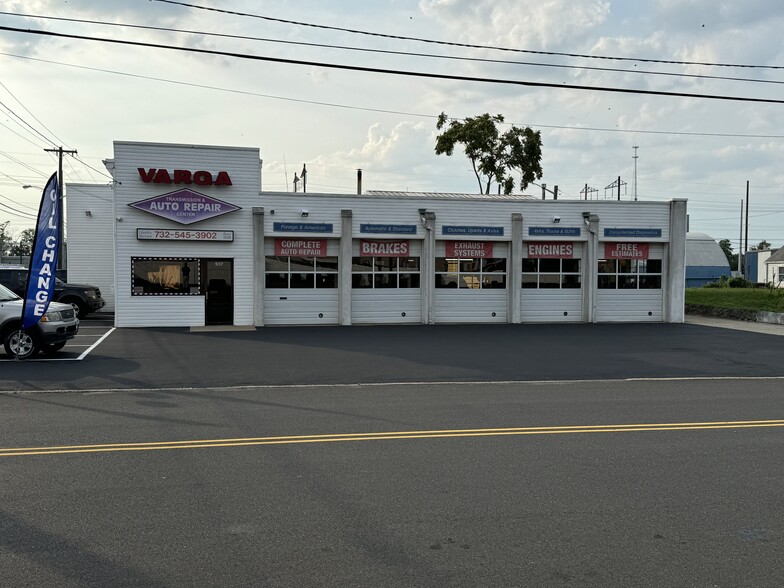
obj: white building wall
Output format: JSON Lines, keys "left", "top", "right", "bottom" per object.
{"left": 112, "top": 142, "right": 260, "bottom": 327}
{"left": 65, "top": 183, "right": 116, "bottom": 312}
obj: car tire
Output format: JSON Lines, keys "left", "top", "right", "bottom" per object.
{"left": 41, "top": 341, "right": 67, "bottom": 356}
{"left": 4, "top": 328, "right": 41, "bottom": 360}
{"left": 62, "top": 298, "right": 88, "bottom": 319}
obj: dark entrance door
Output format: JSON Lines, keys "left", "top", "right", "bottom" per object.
{"left": 203, "top": 259, "right": 233, "bottom": 325}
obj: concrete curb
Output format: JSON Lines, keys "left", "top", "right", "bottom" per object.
{"left": 686, "top": 304, "right": 784, "bottom": 325}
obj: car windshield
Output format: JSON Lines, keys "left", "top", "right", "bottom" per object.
{"left": 0, "top": 283, "right": 21, "bottom": 302}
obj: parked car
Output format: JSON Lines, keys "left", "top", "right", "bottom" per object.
{"left": 0, "top": 265, "right": 105, "bottom": 318}
{"left": 0, "top": 283, "right": 80, "bottom": 359}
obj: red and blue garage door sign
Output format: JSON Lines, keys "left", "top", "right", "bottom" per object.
{"left": 445, "top": 241, "right": 493, "bottom": 258}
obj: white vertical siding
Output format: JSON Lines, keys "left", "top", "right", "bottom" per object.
{"left": 65, "top": 183, "right": 116, "bottom": 311}
{"left": 113, "top": 142, "right": 260, "bottom": 327}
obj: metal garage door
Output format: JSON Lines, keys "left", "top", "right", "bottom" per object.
{"left": 596, "top": 243, "right": 664, "bottom": 322}
{"left": 521, "top": 241, "right": 583, "bottom": 322}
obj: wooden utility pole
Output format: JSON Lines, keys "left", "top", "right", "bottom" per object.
{"left": 44, "top": 146, "right": 77, "bottom": 271}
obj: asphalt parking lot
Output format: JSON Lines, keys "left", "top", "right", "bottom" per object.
{"left": 1, "top": 319, "right": 783, "bottom": 391}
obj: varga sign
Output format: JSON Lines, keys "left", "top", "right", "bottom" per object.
{"left": 138, "top": 168, "right": 232, "bottom": 186}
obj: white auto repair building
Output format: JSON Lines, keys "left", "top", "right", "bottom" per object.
{"left": 66, "top": 141, "right": 687, "bottom": 327}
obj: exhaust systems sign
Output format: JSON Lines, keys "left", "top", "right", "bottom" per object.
{"left": 128, "top": 189, "right": 241, "bottom": 225}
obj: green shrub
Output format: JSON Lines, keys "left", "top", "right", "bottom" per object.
{"left": 728, "top": 277, "right": 752, "bottom": 288}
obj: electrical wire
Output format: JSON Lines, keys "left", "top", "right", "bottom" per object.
{"left": 150, "top": 0, "right": 784, "bottom": 71}
{"left": 1, "top": 12, "right": 781, "bottom": 87}
{"left": 2, "top": 26, "right": 783, "bottom": 105}
{"left": 3, "top": 51, "right": 783, "bottom": 140}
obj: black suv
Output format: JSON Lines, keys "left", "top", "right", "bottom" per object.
{"left": 0, "top": 265, "right": 105, "bottom": 319}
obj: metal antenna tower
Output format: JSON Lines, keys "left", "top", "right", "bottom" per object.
{"left": 632, "top": 145, "right": 639, "bottom": 201}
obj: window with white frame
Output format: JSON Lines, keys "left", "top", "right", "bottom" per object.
{"left": 351, "top": 256, "right": 420, "bottom": 288}
{"left": 598, "top": 258, "right": 662, "bottom": 289}
{"left": 522, "top": 258, "right": 581, "bottom": 289}
{"left": 265, "top": 256, "right": 338, "bottom": 288}
{"left": 435, "top": 258, "right": 507, "bottom": 289}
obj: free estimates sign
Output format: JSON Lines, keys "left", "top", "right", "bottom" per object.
{"left": 604, "top": 242, "right": 649, "bottom": 259}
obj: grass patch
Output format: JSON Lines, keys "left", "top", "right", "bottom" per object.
{"left": 686, "top": 288, "right": 784, "bottom": 313}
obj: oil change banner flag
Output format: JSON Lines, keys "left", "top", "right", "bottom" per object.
{"left": 21, "top": 172, "right": 60, "bottom": 329}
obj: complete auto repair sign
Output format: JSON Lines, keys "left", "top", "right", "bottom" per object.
{"left": 604, "top": 242, "right": 650, "bottom": 259}
{"left": 275, "top": 238, "right": 327, "bottom": 256}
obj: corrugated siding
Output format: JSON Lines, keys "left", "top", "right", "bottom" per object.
{"left": 113, "top": 142, "right": 260, "bottom": 327}
{"left": 521, "top": 291, "right": 582, "bottom": 322}
{"left": 434, "top": 290, "right": 508, "bottom": 323}
{"left": 352, "top": 290, "right": 421, "bottom": 324}
{"left": 596, "top": 291, "right": 663, "bottom": 322}
{"left": 66, "top": 183, "right": 116, "bottom": 311}
{"left": 263, "top": 290, "right": 339, "bottom": 325}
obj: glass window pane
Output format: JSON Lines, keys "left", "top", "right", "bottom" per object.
{"left": 265, "top": 273, "right": 288, "bottom": 288}
{"left": 374, "top": 274, "right": 397, "bottom": 288}
{"left": 435, "top": 258, "right": 450, "bottom": 272}
{"left": 399, "top": 257, "right": 420, "bottom": 270}
{"left": 399, "top": 274, "right": 420, "bottom": 288}
{"left": 619, "top": 275, "right": 638, "bottom": 289}
{"left": 562, "top": 259, "right": 580, "bottom": 273}
{"left": 562, "top": 274, "right": 581, "bottom": 288}
{"left": 482, "top": 275, "right": 506, "bottom": 289}
{"left": 352, "top": 274, "right": 372, "bottom": 288}
{"left": 436, "top": 273, "right": 459, "bottom": 288}
{"left": 460, "top": 274, "right": 481, "bottom": 289}
{"left": 539, "top": 274, "right": 560, "bottom": 288}
{"left": 132, "top": 258, "right": 200, "bottom": 295}
{"left": 352, "top": 257, "right": 373, "bottom": 272}
{"left": 316, "top": 257, "right": 338, "bottom": 272}
{"left": 522, "top": 259, "right": 537, "bottom": 272}
{"left": 316, "top": 273, "right": 338, "bottom": 288}
{"left": 460, "top": 259, "right": 481, "bottom": 272}
{"left": 289, "top": 257, "right": 315, "bottom": 272}
{"left": 539, "top": 258, "right": 560, "bottom": 273}
{"left": 482, "top": 258, "right": 507, "bottom": 273}
{"left": 639, "top": 275, "right": 662, "bottom": 289}
{"left": 618, "top": 259, "right": 634, "bottom": 274}
{"left": 646, "top": 259, "right": 663, "bottom": 273}
{"left": 374, "top": 257, "right": 396, "bottom": 272}
{"left": 522, "top": 274, "right": 538, "bottom": 288}
{"left": 598, "top": 274, "right": 616, "bottom": 289}
{"left": 265, "top": 256, "right": 288, "bottom": 272}
{"left": 598, "top": 260, "right": 616, "bottom": 273}
{"left": 290, "top": 273, "right": 314, "bottom": 288}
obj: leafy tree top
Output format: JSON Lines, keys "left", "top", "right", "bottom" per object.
{"left": 435, "top": 112, "right": 543, "bottom": 195}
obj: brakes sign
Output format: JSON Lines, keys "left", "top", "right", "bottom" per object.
{"left": 359, "top": 240, "right": 409, "bottom": 257}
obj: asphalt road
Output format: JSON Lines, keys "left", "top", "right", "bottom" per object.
{"left": 2, "top": 323, "right": 784, "bottom": 587}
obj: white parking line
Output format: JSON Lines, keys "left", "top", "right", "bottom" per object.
{"left": 77, "top": 328, "right": 115, "bottom": 360}
{"left": 0, "top": 327, "right": 115, "bottom": 362}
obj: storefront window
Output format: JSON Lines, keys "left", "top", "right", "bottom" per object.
{"left": 351, "top": 257, "right": 420, "bottom": 289}
{"left": 521, "top": 258, "right": 581, "bottom": 289}
{"left": 598, "top": 257, "right": 662, "bottom": 289}
{"left": 132, "top": 257, "right": 201, "bottom": 295}
{"left": 435, "top": 258, "right": 507, "bottom": 289}
{"left": 265, "top": 256, "right": 338, "bottom": 288}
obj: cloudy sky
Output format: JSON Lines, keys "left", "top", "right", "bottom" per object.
{"left": 1, "top": 0, "right": 783, "bottom": 252}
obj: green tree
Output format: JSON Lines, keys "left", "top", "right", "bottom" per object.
{"left": 0, "top": 220, "right": 12, "bottom": 256}
{"left": 435, "top": 112, "right": 543, "bottom": 194}
{"left": 718, "top": 238, "right": 733, "bottom": 264}
{"left": 9, "top": 228, "right": 35, "bottom": 256}
{"left": 756, "top": 239, "right": 772, "bottom": 250}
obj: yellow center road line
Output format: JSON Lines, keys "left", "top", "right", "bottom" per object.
{"left": 2, "top": 419, "right": 784, "bottom": 457}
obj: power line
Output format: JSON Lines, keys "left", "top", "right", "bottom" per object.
{"left": 4, "top": 51, "right": 783, "bottom": 140}
{"left": 0, "top": 98, "right": 56, "bottom": 146}
{"left": 1, "top": 12, "right": 781, "bottom": 87}
{"left": 2, "top": 26, "right": 784, "bottom": 105}
{"left": 150, "top": 0, "right": 784, "bottom": 71}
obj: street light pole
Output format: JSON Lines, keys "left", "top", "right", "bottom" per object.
{"left": 44, "top": 146, "right": 77, "bottom": 271}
